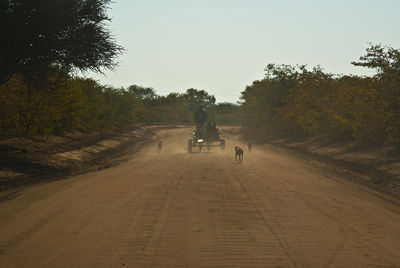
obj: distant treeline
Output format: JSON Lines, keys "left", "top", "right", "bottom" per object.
{"left": 0, "top": 71, "right": 239, "bottom": 136}
{"left": 240, "top": 44, "right": 400, "bottom": 145}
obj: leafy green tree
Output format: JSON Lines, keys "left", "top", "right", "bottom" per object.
{"left": 184, "top": 88, "right": 216, "bottom": 111}
{"left": 0, "top": 71, "right": 84, "bottom": 135}
{"left": 209, "top": 103, "right": 240, "bottom": 124}
{"left": 352, "top": 44, "right": 400, "bottom": 144}
{"left": 352, "top": 44, "right": 400, "bottom": 78}
{"left": 240, "top": 44, "right": 400, "bottom": 145}
{"left": 240, "top": 64, "right": 298, "bottom": 133}
{"left": 127, "top": 85, "right": 157, "bottom": 100}
{"left": 156, "top": 93, "right": 192, "bottom": 123}
{"left": 0, "top": 0, "right": 123, "bottom": 85}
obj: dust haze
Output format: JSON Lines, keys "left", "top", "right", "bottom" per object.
{"left": 0, "top": 127, "right": 399, "bottom": 267}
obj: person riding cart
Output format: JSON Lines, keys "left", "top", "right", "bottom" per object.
{"left": 194, "top": 105, "right": 207, "bottom": 137}
{"left": 188, "top": 105, "right": 225, "bottom": 153}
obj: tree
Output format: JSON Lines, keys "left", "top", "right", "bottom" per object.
{"left": 0, "top": 71, "right": 84, "bottom": 135}
{"left": 352, "top": 44, "right": 400, "bottom": 144}
{"left": 0, "top": 0, "right": 123, "bottom": 85}
{"left": 127, "top": 85, "right": 157, "bottom": 100}
{"left": 209, "top": 102, "right": 240, "bottom": 125}
{"left": 352, "top": 43, "right": 400, "bottom": 78}
{"left": 184, "top": 88, "right": 216, "bottom": 111}
{"left": 239, "top": 64, "right": 298, "bottom": 133}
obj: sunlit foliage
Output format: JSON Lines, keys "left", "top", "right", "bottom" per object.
{"left": 240, "top": 44, "right": 400, "bottom": 146}
{"left": 0, "top": 76, "right": 238, "bottom": 136}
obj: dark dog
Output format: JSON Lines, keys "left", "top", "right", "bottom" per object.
{"left": 248, "top": 142, "right": 253, "bottom": 152}
{"left": 158, "top": 141, "right": 162, "bottom": 153}
{"left": 235, "top": 146, "right": 244, "bottom": 164}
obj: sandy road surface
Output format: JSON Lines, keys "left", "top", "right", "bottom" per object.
{"left": 0, "top": 127, "right": 399, "bottom": 267}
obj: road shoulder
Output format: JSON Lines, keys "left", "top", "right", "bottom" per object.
{"left": 238, "top": 129, "right": 400, "bottom": 199}
{"left": 0, "top": 125, "right": 182, "bottom": 192}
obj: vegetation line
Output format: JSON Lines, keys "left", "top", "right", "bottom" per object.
{"left": 240, "top": 44, "right": 400, "bottom": 146}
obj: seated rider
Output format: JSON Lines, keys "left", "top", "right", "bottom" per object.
{"left": 212, "top": 122, "right": 220, "bottom": 137}
{"left": 194, "top": 105, "right": 207, "bottom": 137}
{"left": 206, "top": 122, "right": 220, "bottom": 140}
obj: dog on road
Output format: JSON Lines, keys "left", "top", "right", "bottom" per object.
{"left": 235, "top": 146, "right": 244, "bottom": 164}
{"left": 248, "top": 142, "right": 253, "bottom": 152}
{"left": 158, "top": 141, "right": 162, "bottom": 153}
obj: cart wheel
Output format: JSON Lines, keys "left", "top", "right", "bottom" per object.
{"left": 220, "top": 139, "right": 225, "bottom": 152}
{"left": 188, "top": 139, "right": 192, "bottom": 153}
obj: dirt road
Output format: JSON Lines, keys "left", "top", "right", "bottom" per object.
{"left": 0, "top": 127, "right": 399, "bottom": 267}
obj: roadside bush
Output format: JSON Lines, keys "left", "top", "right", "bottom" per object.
{"left": 240, "top": 44, "right": 400, "bottom": 146}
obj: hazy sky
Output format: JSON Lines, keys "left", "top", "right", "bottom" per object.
{"left": 88, "top": 0, "right": 400, "bottom": 103}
